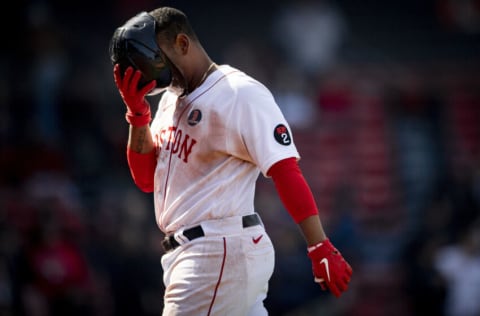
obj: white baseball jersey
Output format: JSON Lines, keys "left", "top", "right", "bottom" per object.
{"left": 150, "top": 64, "right": 300, "bottom": 233}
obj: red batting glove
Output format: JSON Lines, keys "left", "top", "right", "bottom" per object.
{"left": 307, "top": 238, "right": 353, "bottom": 298}
{"left": 113, "top": 64, "right": 156, "bottom": 126}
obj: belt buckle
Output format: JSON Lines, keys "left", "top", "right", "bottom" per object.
{"left": 162, "top": 228, "right": 190, "bottom": 252}
{"left": 174, "top": 228, "right": 190, "bottom": 245}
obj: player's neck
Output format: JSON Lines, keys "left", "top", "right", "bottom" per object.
{"left": 197, "top": 62, "right": 217, "bottom": 87}
{"left": 186, "top": 58, "right": 217, "bottom": 94}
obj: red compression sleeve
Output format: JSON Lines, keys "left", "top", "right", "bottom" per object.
{"left": 126, "top": 147, "right": 157, "bottom": 193}
{"left": 268, "top": 157, "right": 319, "bottom": 223}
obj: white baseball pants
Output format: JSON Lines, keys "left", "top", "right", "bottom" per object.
{"left": 161, "top": 214, "right": 275, "bottom": 316}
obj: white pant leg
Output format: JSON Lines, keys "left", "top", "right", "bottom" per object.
{"left": 161, "top": 223, "right": 274, "bottom": 316}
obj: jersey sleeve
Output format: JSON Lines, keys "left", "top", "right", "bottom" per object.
{"left": 226, "top": 78, "right": 300, "bottom": 177}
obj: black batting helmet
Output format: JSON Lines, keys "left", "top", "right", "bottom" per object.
{"left": 109, "top": 11, "right": 172, "bottom": 95}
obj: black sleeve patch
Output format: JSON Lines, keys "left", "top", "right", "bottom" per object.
{"left": 187, "top": 109, "right": 202, "bottom": 126}
{"left": 273, "top": 124, "right": 292, "bottom": 146}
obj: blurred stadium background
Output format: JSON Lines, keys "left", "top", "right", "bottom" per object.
{"left": 1, "top": 0, "right": 479, "bottom": 315}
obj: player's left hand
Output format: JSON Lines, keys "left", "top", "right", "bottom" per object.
{"left": 113, "top": 64, "right": 156, "bottom": 126}
{"left": 307, "top": 238, "right": 353, "bottom": 298}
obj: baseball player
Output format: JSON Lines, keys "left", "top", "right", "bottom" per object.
{"left": 109, "top": 6, "right": 352, "bottom": 316}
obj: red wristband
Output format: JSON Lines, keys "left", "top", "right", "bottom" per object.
{"left": 125, "top": 107, "right": 152, "bottom": 127}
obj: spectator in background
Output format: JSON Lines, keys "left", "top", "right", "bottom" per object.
{"left": 402, "top": 193, "right": 451, "bottom": 316}
{"left": 385, "top": 70, "right": 446, "bottom": 232}
{"left": 434, "top": 220, "right": 480, "bottom": 316}
{"left": 27, "top": 2, "right": 69, "bottom": 146}
{"left": 270, "top": 0, "right": 348, "bottom": 78}
{"left": 12, "top": 196, "right": 93, "bottom": 316}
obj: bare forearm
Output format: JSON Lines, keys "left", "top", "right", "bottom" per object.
{"left": 128, "top": 125, "right": 155, "bottom": 153}
{"left": 298, "top": 215, "right": 327, "bottom": 246}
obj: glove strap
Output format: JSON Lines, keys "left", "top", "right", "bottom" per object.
{"left": 308, "top": 240, "right": 326, "bottom": 253}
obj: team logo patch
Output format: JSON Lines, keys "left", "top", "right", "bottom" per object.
{"left": 187, "top": 109, "right": 202, "bottom": 126}
{"left": 274, "top": 124, "right": 292, "bottom": 146}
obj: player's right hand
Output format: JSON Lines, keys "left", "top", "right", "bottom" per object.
{"left": 113, "top": 64, "right": 156, "bottom": 126}
{"left": 307, "top": 238, "right": 353, "bottom": 298}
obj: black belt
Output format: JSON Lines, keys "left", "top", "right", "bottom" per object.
{"left": 162, "top": 214, "right": 261, "bottom": 252}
